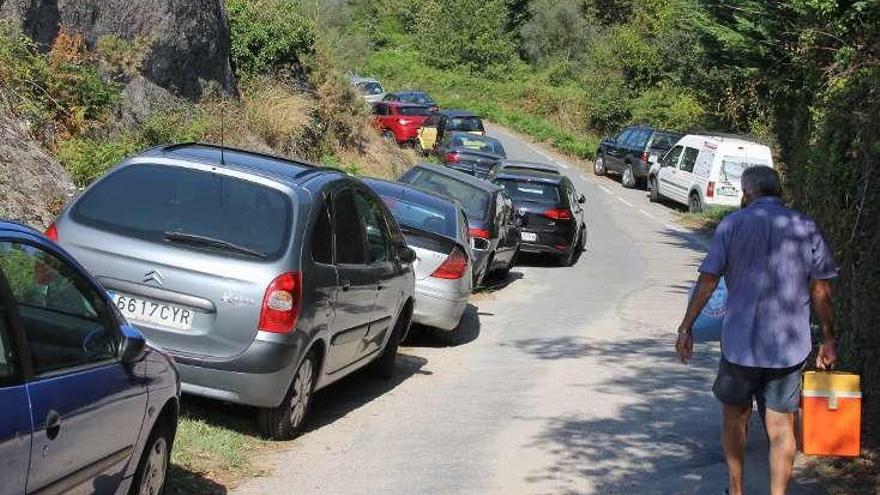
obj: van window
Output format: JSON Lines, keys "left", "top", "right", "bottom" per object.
{"left": 662, "top": 146, "right": 684, "bottom": 167}
{"left": 720, "top": 156, "right": 772, "bottom": 181}
{"left": 679, "top": 148, "right": 700, "bottom": 173}
{"left": 694, "top": 151, "right": 715, "bottom": 178}
{"left": 72, "top": 164, "right": 292, "bottom": 259}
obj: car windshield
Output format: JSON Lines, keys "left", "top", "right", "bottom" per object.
{"left": 398, "top": 106, "right": 431, "bottom": 116}
{"left": 450, "top": 135, "right": 505, "bottom": 156}
{"left": 356, "top": 81, "right": 384, "bottom": 95}
{"left": 404, "top": 169, "right": 491, "bottom": 220}
{"left": 400, "top": 93, "right": 434, "bottom": 105}
{"left": 497, "top": 179, "right": 561, "bottom": 204}
{"left": 652, "top": 132, "right": 682, "bottom": 149}
{"left": 447, "top": 116, "right": 483, "bottom": 132}
{"left": 72, "top": 164, "right": 292, "bottom": 259}
{"left": 379, "top": 195, "right": 456, "bottom": 238}
{"left": 720, "top": 156, "right": 771, "bottom": 181}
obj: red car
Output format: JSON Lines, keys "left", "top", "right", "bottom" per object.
{"left": 372, "top": 102, "right": 433, "bottom": 146}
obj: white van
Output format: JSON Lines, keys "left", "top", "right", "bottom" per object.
{"left": 647, "top": 134, "right": 774, "bottom": 212}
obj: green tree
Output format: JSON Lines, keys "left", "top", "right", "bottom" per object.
{"left": 225, "top": 0, "right": 316, "bottom": 75}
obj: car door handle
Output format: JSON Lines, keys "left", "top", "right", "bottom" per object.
{"left": 46, "top": 410, "right": 62, "bottom": 440}
{"left": 340, "top": 279, "right": 352, "bottom": 292}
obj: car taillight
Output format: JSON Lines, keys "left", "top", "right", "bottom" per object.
{"left": 641, "top": 151, "right": 649, "bottom": 162}
{"left": 707, "top": 181, "right": 716, "bottom": 198}
{"left": 542, "top": 207, "right": 573, "bottom": 220}
{"left": 468, "top": 227, "right": 490, "bottom": 239}
{"left": 445, "top": 152, "right": 460, "bottom": 163}
{"left": 431, "top": 247, "right": 468, "bottom": 279}
{"left": 44, "top": 222, "right": 58, "bottom": 242}
{"left": 397, "top": 118, "right": 412, "bottom": 126}
{"left": 259, "top": 272, "right": 301, "bottom": 333}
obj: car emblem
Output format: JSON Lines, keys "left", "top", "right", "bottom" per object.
{"left": 143, "top": 270, "right": 165, "bottom": 286}
{"left": 518, "top": 207, "right": 527, "bottom": 216}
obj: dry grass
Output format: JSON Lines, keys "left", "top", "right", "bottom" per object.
{"left": 241, "top": 78, "right": 314, "bottom": 153}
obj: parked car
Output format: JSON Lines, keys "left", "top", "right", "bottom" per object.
{"left": 399, "top": 163, "right": 519, "bottom": 286}
{"left": 350, "top": 75, "right": 386, "bottom": 103}
{"left": 416, "top": 110, "right": 485, "bottom": 155}
{"left": 648, "top": 134, "right": 775, "bottom": 213}
{"left": 51, "top": 143, "right": 416, "bottom": 440}
{"left": 362, "top": 178, "right": 472, "bottom": 335}
{"left": 594, "top": 125, "right": 682, "bottom": 189}
{"left": 372, "top": 102, "right": 433, "bottom": 146}
{"left": 383, "top": 91, "right": 439, "bottom": 112}
{"left": 0, "top": 219, "right": 180, "bottom": 494}
{"left": 487, "top": 160, "right": 560, "bottom": 180}
{"left": 492, "top": 169, "right": 587, "bottom": 266}
{"left": 437, "top": 131, "right": 507, "bottom": 178}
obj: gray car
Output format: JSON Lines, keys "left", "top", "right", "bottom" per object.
{"left": 51, "top": 143, "right": 416, "bottom": 440}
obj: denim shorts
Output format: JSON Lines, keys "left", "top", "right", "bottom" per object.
{"left": 713, "top": 358, "right": 804, "bottom": 413}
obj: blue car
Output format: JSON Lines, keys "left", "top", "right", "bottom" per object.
{"left": 0, "top": 220, "right": 180, "bottom": 495}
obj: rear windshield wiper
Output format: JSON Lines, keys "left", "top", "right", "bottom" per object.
{"left": 163, "top": 231, "right": 267, "bottom": 259}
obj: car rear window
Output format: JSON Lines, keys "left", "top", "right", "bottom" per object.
{"left": 72, "top": 164, "right": 292, "bottom": 259}
{"left": 401, "top": 93, "right": 434, "bottom": 105}
{"left": 448, "top": 117, "right": 483, "bottom": 133}
{"left": 398, "top": 106, "right": 431, "bottom": 116}
{"left": 497, "top": 179, "right": 561, "bottom": 204}
{"left": 379, "top": 195, "right": 456, "bottom": 238}
{"left": 356, "top": 81, "right": 383, "bottom": 95}
{"left": 404, "top": 170, "right": 490, "bottom": 221}
{"left": 720, "top": 156, "right": 772, "bottom": 181}
{"left": 450, "top": 135, "right": 505, "bottom": 156}
{"left": 651, "top": 132, "right": 682, "bottom": 149}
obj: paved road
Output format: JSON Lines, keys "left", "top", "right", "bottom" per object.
{"left": 233, "top": 127, "right": 826, "bottom": 495}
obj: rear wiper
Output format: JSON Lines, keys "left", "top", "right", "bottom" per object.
{"left": 163, "top": 231, "right": 267, "bottom": 259}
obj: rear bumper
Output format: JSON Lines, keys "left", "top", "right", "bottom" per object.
{"left": 169, "top": 332, "right": 305, "bottom": 408}
{"left": 413, "top": 287, "right": 468, "bottom": 331}
{"left": 632, "top": 159, "right": 650, "bottom": 179}
{"left": 518, "top": 227, "right": 575, "bottom": 255}
{"left": 519, "top": 242, "right": 567, "bottom": 255}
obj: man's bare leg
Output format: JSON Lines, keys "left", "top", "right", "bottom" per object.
{"left": 723, "top": 404, "right": 752, "bottom": 495}
{"left": 765, "top": 409, "right": 797, "bottom": 495}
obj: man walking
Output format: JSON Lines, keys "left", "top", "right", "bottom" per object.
{"left": 675, "top": 166, "right": 839, "bottom": 495}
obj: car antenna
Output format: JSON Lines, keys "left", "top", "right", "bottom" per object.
{"left": 219, "top": 98, "right": 227, "bottom": 167}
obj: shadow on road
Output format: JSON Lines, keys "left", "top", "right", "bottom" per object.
{"left": 476, "top": 269, "right": 524, "bottom": 293}
{"left": 405, "top": 303, "right": 481, "bottom": 348}
{"left": 166, "top": 465, "right": 228, "bottom": 495}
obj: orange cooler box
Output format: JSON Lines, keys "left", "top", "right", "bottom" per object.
{"left": 801, "top": 371, "right": 861, "bottom": 456}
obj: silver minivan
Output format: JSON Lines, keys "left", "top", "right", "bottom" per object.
{"left": 52, "top": 144, "right": 416, "bottom": 439}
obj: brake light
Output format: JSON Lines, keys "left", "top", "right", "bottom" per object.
{"left": 397, "top": 118, "right": 412, "bottom": 126}
{"left": 445, "top": 152, "right": 460, "bottom": 163}
{"left": 641, "top": 151, "right": 649, "bottom": 162}
{"left": 542, "top": 207, "right": 573, "bottom": 220}
{"left": 707, "top": 181, "right": 716, "bottom": 198}
{"left": 44, "top": 223, "right": 58, "bottom": 242}
{"left": 468, "top": 227, "right": 490, "bottom": 239}
{"left": 259, "top": 272, "right": 301, "bottom": 333}
{"left": 431, "top": 247, "right": 468, "bottom": 279}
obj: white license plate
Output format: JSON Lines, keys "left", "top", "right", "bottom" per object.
{"left": 109, "top": 291, "right": 194, "bottom": 330}
{"left": 522, "top": 232, "right": 537, "bottom": 242}
{"left": 719, "top": 186, "right": 738, "bottom": 196}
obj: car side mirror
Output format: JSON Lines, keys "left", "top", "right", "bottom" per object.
{"left": 119, "top": 324, "right": 147, "bottom": 364}
{"left": 397, "top": 245, "right": 416, "bottom": 264}
{"left": 577, "top": 194, "right": 586, "bottom": 204}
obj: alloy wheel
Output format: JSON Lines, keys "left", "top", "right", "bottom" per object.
{"left": 594, "top": 156, "right": 605, "bottom": 175}
{"left": 623, "top": 165, "right": 635, "bottom": 188}
{"left": 289, "top": 358, "right": 314, "bottom": 430}
{"left": 138, "top": 437, "right": 168, "bottom": 495}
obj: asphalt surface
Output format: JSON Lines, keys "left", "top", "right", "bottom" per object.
{"left": 232, "top": 126, "right": 827, "bottom": 495}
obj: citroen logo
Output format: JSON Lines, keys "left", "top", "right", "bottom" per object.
{"left": 143, "top": 270, "right": 165, "bottom": 286}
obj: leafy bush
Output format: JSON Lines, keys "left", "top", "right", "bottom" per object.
{"left": 226, "top": 0, "right": 316, "bottom": 75}
{"left": 57, "top": 135, "right": 141, "bottom": 187}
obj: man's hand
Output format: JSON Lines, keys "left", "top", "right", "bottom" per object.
{"left": 676, "top": 329, "right": 694, "bottom": 364}
{"left": 816, "top": 339, "right": 838, "bottom": 370}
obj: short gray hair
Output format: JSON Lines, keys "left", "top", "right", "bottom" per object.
{"left": 741, "top": 166, "right": 782, "bottom": 197}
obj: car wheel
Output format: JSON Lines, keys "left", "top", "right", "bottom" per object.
{"left": 649, "top": 177, "right": 660, "bottom": 202}
{"left": 689, "top": 193, "right": 703, "bottom": 214}
{"left": 593, "top": 154, "right": 606, "bottom": 176}
{"left": 258, "top": 352, "right": 317, "bottom": 440}
{"left": 382, "top": 130, "right": 396, "bottom": 142}
{"left": 130, "top": 422, "right": 171, "bottom": 495}
{"left": 371, "top": 306, "right": 410, "bottom": 380}
{"left": 622, "top": 164, "right": 636, "bottom": 188}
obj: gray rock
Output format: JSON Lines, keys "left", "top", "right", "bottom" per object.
{"left": 0, "top": 0, "right": 237, "bottom": 100}
{"left": 0, "top": 111, "right": 74, "bottom": 229}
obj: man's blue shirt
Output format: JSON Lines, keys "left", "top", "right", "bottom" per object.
{"left": 699, "top": 197, "right": 837, "bottom": 368}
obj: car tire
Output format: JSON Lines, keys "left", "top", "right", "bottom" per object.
{"left": 689, "top": 192, "right": 703, "bottom": 214}
{"left": 593, "top": 154, "right": 606, "bottom": 176}
{"left": 258, "top": 352, "right": 317, "bottom": 441}
{"left": 371, "top": 306, "right": 410, "bottom": 380}
{"left": 382, "top": 130, "right": 396, "bottom": 143}
{"left": 649, "top": 177, "right": 660, "bottom": 202}
{"left": 560, "top": 227, "right": 585, "bottom": 267}
{"left": 130, "top": 421, "right": 172, "bottom": 495}
{"left": 622, "top": 164, "right": 637, "bottom": 188}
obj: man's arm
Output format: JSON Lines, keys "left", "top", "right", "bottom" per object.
{"left": 810, "top": 279, "right": 838, "bottom": 369}
{"left": 675, "top": 272, "right": 721, "bottom": 363}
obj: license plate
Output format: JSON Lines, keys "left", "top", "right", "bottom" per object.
{"left": 522, "top": 232, "right": 537, "bottom": 242}
{"left": 719, "top": 186, "right": 738, "bottom": 197}
{"left": 109, "top": 291, "right": 194, "bottom": 330}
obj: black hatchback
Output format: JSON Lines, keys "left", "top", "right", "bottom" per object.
{"left": 437, "top": 131, "right": 507, "bottom": 179}
{"left": 493, "top": 169, "right": 586, "bottom": 266}
{"left": 594, "top": 125, "right": 682, "bottom": 189}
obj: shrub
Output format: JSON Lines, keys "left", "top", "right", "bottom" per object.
{"left": 57, "top": 135, "right": 141, "bottom": 187}
{"left": 226, "top": 0, "right": 316, "bottom": 76}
